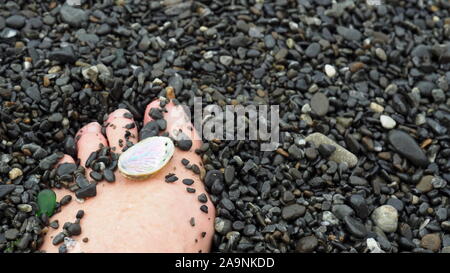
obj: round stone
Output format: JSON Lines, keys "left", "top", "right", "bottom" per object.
{"left": 118, "top": 136, "right": 175, "bottom": 180}
{"left": 371, "top": 205, "right": 398, "bottom": 233}
{"left": 380, "top": 115, "right": 396, "bottom": 129}
{"left": 324, "top": 64, "right": 336, "bottom": 77}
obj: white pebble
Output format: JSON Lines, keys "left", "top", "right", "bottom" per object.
{"left": 380, "top": 115, "right": 396, "bottom": 129}
{"left": 9, "top": 168, "right": 23, "bottom": 180}
{"left": 301, "top": 103, "right": 311, "bottom": 113}
{"left": 324, "top": 64, "right": 336, "bottom": 78}
{"left": 371, "top": 205, "right": 398, "bottom": 233}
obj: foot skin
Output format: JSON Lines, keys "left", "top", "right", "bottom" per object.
{"left": 40, "top": 99, "right": 215, "bottom": 253}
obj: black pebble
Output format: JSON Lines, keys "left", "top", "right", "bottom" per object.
{"left": 75, "top": 183, "right": 97, "bottom": 199}
{"left": 181, "top": 158, "right": 190, "bottom": 166}
{"left": 182, "top": 178, "right": 194, "bottom": 185}
{"left": 165, "top": 173, "right": 178, "bottom": 183}
{"left": 89, "top": 171, "right": 103, "bottom": 181}
{"left": 198, "top": 193, "right": 208, "bottom": 203}
{"left": 177, "top": 139, "right": 193, "bottom": 151}
{"left": 76, "top": 210, "right": 84, "bottom": 219}
{"left": 60, "top": 195, "right": 72, "bottom": 206}
{"left": 67, "top": 223, "right": 82, "bottom": 236}
{"left": 186, "top": 187, "right": 196, "bottom": 193}
{"left": 103, "top": 169, "right": 115, "bottom": 182}
{"left": 200, "top": 205, "right": 208, "bottom": 213}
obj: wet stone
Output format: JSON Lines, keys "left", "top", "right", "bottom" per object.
{"left": 103, "top": 169, "right": 115, "bottom": 182}
{"left": 318, "top": 144, "right": 336, "bottom": 157}
{"left": 198, "top": 193, "right": 208, "bottom": 203}
{"left": 310, "top": 92, "right": 329, "bottom": 117}
{"left": 388, "top": 130, "right": 429, "bottom": 167}
{"left": 305, "top": 43, "right": 321, "bottom": 58}
{"left": 349, "top": 194, "right": 369, "bottom": 219}
{"left": 177, "top": 139, "right": 193, "bottom": 151}
{"left": 200, "top": 205, "right": 208, "bottom": 213}
{"left": 66, "top": 223, "right": 82, "bottom": 236}
{"left": 60, "top": 195, "right": 72, "bottom": 206}
{"left": 282, "top": 204, "right": 306, "bottom": 221}
{"left": 421, "top": 233, "right": 441, "bottom": 252}
{"left": 344, "top": 216, "right": 367, "bottom": 238}
{"left": 296, "top": 235, "right": 318, "bottom": 253}
{"left": 57, "top": 163, "right": 77, "bottom": 177}
{"left": 6, "top": 15, "right": 26, "bottom": 29}
{"left": 89, "top": 171, "right": 103, "bottom": 181}
{"left": 182, "top": 178, "right": 194, "bottom": 185}
{"left": 4, "top": 228, "right": 19, "bottom": 240}
{"left": 60, "top": 4, "right": 88, "bottom": 27}
{"left": 305, "top": 133, "right": 358, "bottom": 167}
{"left": 371, "top": 205, "right": 398, "bottom": 233}
{"left": 75, "top": 183, "right": 97, "bottom": 199}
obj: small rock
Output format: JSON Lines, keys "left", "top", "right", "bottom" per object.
{"left": 416, "top": 175, "right": 434, "bottom": 193}
{"left": 60, "top": 4, "right": 88, "bottom": 27}
{"left": 9, "top": 168, "right": 23, "bottom": 180}
{"left": 305, "top": 133, "right": 358, "bottom": 167}
{"left": 421, "top": 233, "right": 441, "bottom": 252}
{"left": 310, "top": 92, "right": 329, "bottom": 116}
{"left": 380, "top": 115, "right": 396, "bottom": 129}
{"left": 344, "top": 216, "right": 367, "bottom": 238}
{"left": 296, "top": 235, "right": 318, "bottom": 253}
{"left": 388, "top": 130, "right": 429, "bottom": 167}
{"left": 282, "top": 204, "right": 306, "bottom": 220}
{"left": 324, "top": 64, "right": 336, "bottom": 77}
{"left": 371, "top": 205, "right": 398, "bottom": 233}
{"left": 370, "top": 102, "right": 384, "bottom": 113}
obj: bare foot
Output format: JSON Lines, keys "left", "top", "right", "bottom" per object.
{"left": 40, "top": 98, "right": 215, "bottom": 253}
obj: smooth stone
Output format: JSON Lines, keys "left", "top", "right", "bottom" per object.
{"left": 344, "top": 216, "right": 367, "bottom": 238}
{"left": 322, "top": 211, "right": 339, "bottom": 225}
{"left": 349, "top": 176, "right": 368, "bottom": 186}
{"left": 215, "top": 217, "right": 232, "bottom": 235}
{"left": 337, "top": 26, "right": 362, "bottom": 41}
{"left": 219, "top": 56, "right": 233, "bottom": 66}
{"left": 305, "top": 43, "right": 321, "bottom": 58}
{"left": 56, "top": 163, "right": 77, "bottom": 176}
{"left": 9, "top": 168, "right": 23, "bottom": 180}
{"left": 324, "top": 64, "right": 336, "bottom": 77}
{"left": 67, "top": 223, "right": 82, "bottom": 236}
{"left": 224, "top": 166, "right": 235, "bottom": 184}
{"left": 318, "top": 144, "right": 336, "bottom": 157}
{"left": 349, "top": 194, "right": 369, "bottom": 219}
{"left": 48, "top": 46, "right": 77, "bottom": 64}
{"left": 0, "top": 184, "right": 16, "bottom": 199}
{"left": 370, "top": 102, "right": 384, "bottom": 113}
{"left": 387, "top": 130, "right": 429, "bottom": 167}
{"left": 60, "top": 4, "right": 88, "bottom": 27}
{"left": 6, "top": 15, "right": 25, "bottom": 29}
{"left": 332, "top": 204, "right": 354, "bottom": 220}
{"left": 371, "top": 205, "right": 398, "bottom": 233}
{"left": 281, "top": 204, "right": 306, "bottom": 220}
{"left": 296, "top": 235, "right": 318, "bottom": 253}
{"left": 386, "top": 198, "right": 404, "bottom": 212}
{"left": 416, "top": 175, "right": 434, "bottom": 193}
{"left": 380, "top": 115, "right": 396, "bottom": 129}
{"left": 310, "top": 92, "right": 329, "bottom": 116}
{"left": 305, "top": 133, "right": 358, "bottom": 167}
{"left": 421, "top": 233, "right": 441, "bottom": 252}
{"left": 75, "top": 183, "right": 97, "bottom": 199}
{"left": 4, "top": 228, "right": 19, "bottom": 240}
{"left": 25, "top": 85, "right": 41, "bottom": 101}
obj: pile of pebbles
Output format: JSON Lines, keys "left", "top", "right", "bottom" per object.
{"left": 1, "top": 0, "right": 450, "bottom": 253}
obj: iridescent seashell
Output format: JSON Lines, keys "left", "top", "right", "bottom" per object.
{"left": 118, "top": 136, "right": 175, "bottom": 180}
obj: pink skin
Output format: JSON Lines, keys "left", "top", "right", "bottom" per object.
{"left": 41, "top": 99, "right": 215, "bottom": 253}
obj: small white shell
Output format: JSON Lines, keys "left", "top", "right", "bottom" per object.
{"left": 118, "top": 136, "right": 175, "bottom": 180}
